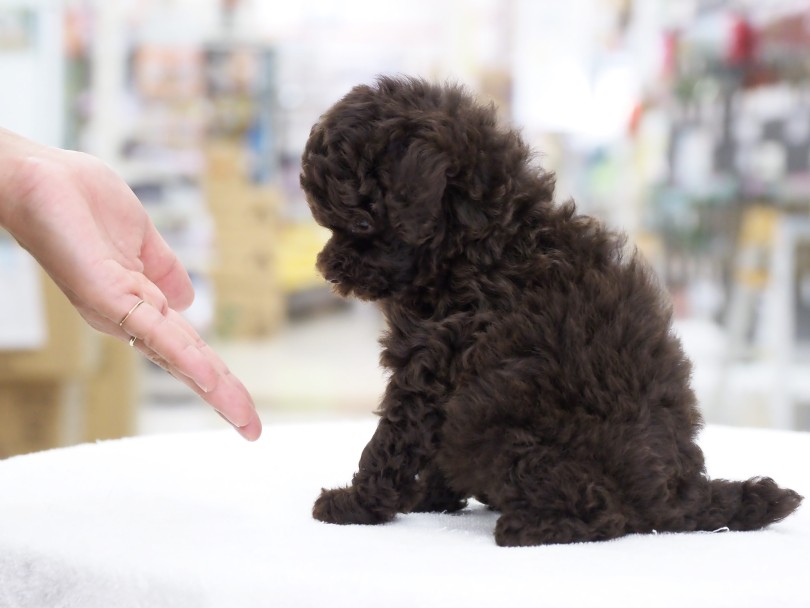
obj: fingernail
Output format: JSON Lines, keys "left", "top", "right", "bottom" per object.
{"left": 237, "top": 417, "right": 262, "bottom": 441}
{"left": 194, "top": 371, "right": 215, "bottom": 393}
{"left": 214, "top": 410, "right": 239, "bottom": 427}
{"left": 214, "top": 408, "right": 256, "bottom": 436}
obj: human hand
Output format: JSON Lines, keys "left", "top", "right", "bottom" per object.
{"left": 0, "top": 128, "right": 261, "bottom": 440}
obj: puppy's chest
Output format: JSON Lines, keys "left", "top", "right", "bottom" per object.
{"left": 379, "top": 315, "right": 493, "bottom": 391}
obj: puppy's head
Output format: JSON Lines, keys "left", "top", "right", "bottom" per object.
{"left": 300, "top": 76, "right": 534, "bottom": 301}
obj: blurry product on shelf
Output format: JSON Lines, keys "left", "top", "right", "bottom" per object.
{"left": 752, "top": 10, "right": 810, "bottom": 86}
{"left": 204, "top": 42, "right": 278, "bottom": 183}
{"left": 798, "top": 242, "right": 810, "bottom": 343}
{"left": 724, "top": 206, "right": 810, "bottom": 356}
{"left": 675, "top": 12, "right": 755, "bottom": 71}
{"left": 720, "top": 206, "right": 810, "bottom": 428}
{"left": 648, "top": 4, "right": 810, "bottom": 303}
{"left": 134, "top": 45, "right": 204, "bottom": 100}
{"left": 63, "top": 4, "right": 93, "bottom": 151}
{"left": 122, "top": 39, "right": 285, "bottom": 338}
{"left": 0, "top": 8, "right": 36, "bottom": 50}
{"left": 201, "top": 38, "right": 347, "bottom": 332}
{"left": 479, "top": 68, "right": 513, "bottom": 122}
{"left": 634, "top": 230, "right": 666, "bottom": 285}
{"left": 131, "top": 178, "right": 215, "bottom": 277}
{"left": 198, "top": 41, "right": 294, "bottom": 339}
{"left": 124, "top": 41, "right": 214, "bottom": 293}
{"left": 127, "top": 44, "right": 208, "bottom": 154}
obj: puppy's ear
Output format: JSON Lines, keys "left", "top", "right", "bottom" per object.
{"left": 386, "top": 139, "right": 448, "bottom": 245}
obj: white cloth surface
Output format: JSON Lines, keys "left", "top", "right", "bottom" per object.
{"left": 0, "top": 419, "right": 808, "bottom": 608}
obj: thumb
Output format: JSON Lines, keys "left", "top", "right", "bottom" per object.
{"left": 140, "top": 222, "right": 195, "bottom": 311}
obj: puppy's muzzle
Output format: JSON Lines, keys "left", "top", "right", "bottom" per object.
{"left": 316, "top": 246, "right": 344, "bottom": 285}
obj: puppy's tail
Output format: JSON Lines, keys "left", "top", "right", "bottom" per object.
{"left": 696, "top": 477, "right": 802, "bottom": 531}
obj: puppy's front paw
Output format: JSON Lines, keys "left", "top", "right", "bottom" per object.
{"left": 312, "top": 486, "right": 394, "bottom": 525}
{"left": 410, "top": 493, "right": 467, "bottom": 514}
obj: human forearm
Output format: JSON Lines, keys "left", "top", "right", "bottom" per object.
{"left": 0, "top": 127, "right": 51, "bottom": 232}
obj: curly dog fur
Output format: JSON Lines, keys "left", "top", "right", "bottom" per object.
{"left": 300, "top": 76, "right": 802, "bottom": 546}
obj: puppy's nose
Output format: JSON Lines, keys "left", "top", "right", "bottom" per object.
{"left": 322, "top": 270, "right": 341, "bottom": 284}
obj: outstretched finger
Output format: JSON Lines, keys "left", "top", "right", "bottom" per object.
{"left": 131, "top": 338, "right": 261, "bottom": 441}
{"left": 140, "top": 222, "right": 194, "bottom": 311}
{"left": 122, "top": 300, "right": 261, "bottom": 439}
{"left": 167, "top": 311, "right": 262, "bottom": 439}
{"left": 121, "top": 298, "right": 216, "bottom": 391}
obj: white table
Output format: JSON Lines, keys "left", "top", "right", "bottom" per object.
{"left": 1, "top": 419, "right": 808, "bottom": 608}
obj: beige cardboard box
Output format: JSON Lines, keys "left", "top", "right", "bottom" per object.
{"left": 0, "top": 248, "right": 138, "bottom": 457}
{"left": 213, "top": 236, "right": 278, "bottom": 274}
{"left": 0, "top": 270, "right": 98, "bottom": 382}
{"left": 206, "top": 182, "right": 282, "bottom": 275}
{"left": 211, "top": 270, "right": 285, "bottom": 340}
{"left": 82, "top": 335, "right": 138, "bottom": 442}
{"left": 205, "top": 182, "right": 282, "bottom": 219}
{"left": 0, "top": 338, "right": 137, "bottom": 459}
{"left": 210, "top": 269, "right": 280, "bottom": 299}
{"left": 213, "top": 296, "right": 285, "bottom": 340}
{"left": 0, "top": 381, "right": 81, "bottom": 459}
{"left": 203, "top": 140, "right": 251, "bottom": 181}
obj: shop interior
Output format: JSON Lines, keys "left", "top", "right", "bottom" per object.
{"left": 2, "top": 0, "right": 810, "bottom": 459}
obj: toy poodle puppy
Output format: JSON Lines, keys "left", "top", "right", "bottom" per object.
{"left": 299, "top": 76, "right": 802, "bottom": 546}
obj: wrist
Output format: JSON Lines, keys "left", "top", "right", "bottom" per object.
{"left": 0, "top": 127, "right": 46, "bottom": 231}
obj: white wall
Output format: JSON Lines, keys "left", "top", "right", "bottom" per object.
{"left": 0, "top": 0, "right": 64, "bottom": 146}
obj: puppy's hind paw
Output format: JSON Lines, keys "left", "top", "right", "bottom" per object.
{"left": 494, "top": 510, "right": 627, "bottom": 547}
{"left": 313, "top": 486, "right": 394, "bottom": 525}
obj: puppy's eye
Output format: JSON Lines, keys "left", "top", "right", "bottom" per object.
{"left": 352, "top": 219, "right": 372, "bottom": 234}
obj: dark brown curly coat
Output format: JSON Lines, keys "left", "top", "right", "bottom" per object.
{"left": 299, "top": 76, "right": 802, "bottom": 546}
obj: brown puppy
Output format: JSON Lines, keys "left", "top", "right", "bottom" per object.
{"left": 299, "top": 76, "right": 802, "bottom": 546}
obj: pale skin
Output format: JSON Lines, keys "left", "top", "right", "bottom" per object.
{"left": 0, "top": 127, "right": 261, "bottom": 441}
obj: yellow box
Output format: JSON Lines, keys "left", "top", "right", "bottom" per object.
{"left": 277, "top": 222, "right": 330, "bottom": 292}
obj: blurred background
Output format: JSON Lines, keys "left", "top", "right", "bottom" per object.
{"left": 2, "top": 0, "right": 810, "bottom": 458}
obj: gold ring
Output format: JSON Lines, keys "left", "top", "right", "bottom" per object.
{"left": 119, "top": 299, "right": 145, "bottom": 328}
{"left": 129, "top": 336, "right": 138, "bottom": 347}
